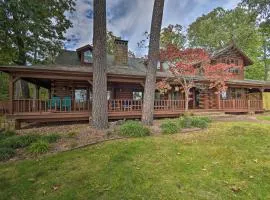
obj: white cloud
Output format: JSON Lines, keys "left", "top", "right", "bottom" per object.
{"left": 65, "top": 0, "right": 241, "bottom": 56}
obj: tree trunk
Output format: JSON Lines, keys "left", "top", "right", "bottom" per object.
{"left": 142, "top": 0, "right": 165, "bottom": 125}
{"left": 263, "top": 39, "right": 269, "bottom": 81}
{"left": 185, "top": 89, "right": 189, "bottom": 111}
{"left": 92, "top": 0, "right": 108, "bottom": 129}
{"left": 15, "top": 35, "right": 30, "bottom": 99}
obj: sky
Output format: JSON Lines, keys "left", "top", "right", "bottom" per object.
{"left": 65, "top": 0, "right": 241, "bottom": 56}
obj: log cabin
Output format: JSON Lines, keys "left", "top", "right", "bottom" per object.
{"left": 0, "top": 39, "right": 270, "bottom": 129}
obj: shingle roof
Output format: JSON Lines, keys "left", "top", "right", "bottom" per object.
{"left": 0, "top": 52, "right": 171, "bottom": 78}
{"left": 55, "top": 50, "right": 81, "bottom": 65}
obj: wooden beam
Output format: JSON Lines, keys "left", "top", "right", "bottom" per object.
{"left": 8, "top": 75, "right": 14, "bottom": 114}
{"left": 139, "top": 82, "right": 145, "bottom": 87}
{"left": 12, "top": 76, "right": 20, "bottom": 83}
{"left": 88, "top": 80, "right": 93, "bottom": 85}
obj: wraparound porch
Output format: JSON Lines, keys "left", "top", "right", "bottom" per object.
{"left": 2, "top": 98, "right": 263, "bottom": 129}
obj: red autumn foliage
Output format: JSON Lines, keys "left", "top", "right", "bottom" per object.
{"left": 157, "top": 44, "right": 239, "bottom": 110}
{"left": 204, "top": 63, "right": 237, "bottom": 93}
{"left": 159, "top": 44, "right": 238, "bottom": 94}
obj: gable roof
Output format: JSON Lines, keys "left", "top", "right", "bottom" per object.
{"left": 211, "top": 42, "right": 254, "bottom": 66}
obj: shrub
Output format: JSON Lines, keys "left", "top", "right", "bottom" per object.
{"left": 41, "top": 134, "right": 61, "bottom": 143}
{"left": 0, "top": 130, "right": 16, "bottom": 140}
{"left": 0, "top": 147, "right": 16, "bottom": 161}
{"left": 191, "top": 117, "right": 209, "bottom": 129}
{"left": 197, "top": 116, "right": 212, "bottom": 123}
{"left": 178, "top": 116, "right": 193, "bottom": 128}
{"left": 29, "top": 140, "right": 49, "bottom": 154}
{"left": 0, "top": 135, "right": 39, "bottom": 149}
{"left": 119, "top": 121, "right": 150, "bottom": 137}
{"left": 177, "top": 116, "right": 211, "bottom": 129}
{"left": 160, "top": 121, "right": 179, "bottom": 134}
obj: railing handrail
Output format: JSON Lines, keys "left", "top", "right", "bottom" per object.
{"left": 10, "top": 98, "right": 263, "bottom": 114}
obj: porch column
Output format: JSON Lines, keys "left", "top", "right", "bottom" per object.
{"left": 8, "top": 75, "right": 14, "bottom": 114}
{"left": 48, "top": 88, "right": 52, "bottom": 99}
{"left": 33, "top": 85, "right": 40, "bottom": 111}
{"left": 260, "top": 88, "right": 264, "bottom": 110}
{"left": 216, "top": 92, "right": 221, "bottom": 110}
{"left": 35, "top": 85, "right": 40, "bottom": 100}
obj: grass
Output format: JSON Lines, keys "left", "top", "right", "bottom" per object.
{"left": 0, "top": 133, "right": 60, "bottom": 160}
{"left": 256, "top": 115, "right": 270, "bottom": 121}
{"left": 0, "top": 122, "right": 270, "bottom": 199}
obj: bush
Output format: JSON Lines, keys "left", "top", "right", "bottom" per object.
{"left": 29, "top": 140, "right": 49, "bottom": 154}
{"left": 0, "top": 135, "right": 39, "bottom": 149}
{"left": 0, "top": 130, "right": 16, "bottom": 140}
{"left": 119, "top": 121, "right": 150, "bottom": 137}
{"left": 178, "top": 116, "right": 193, "bottom": 128}
{"left": 160, "top": 121, "right": 179, "bottom": 134}
{"left": 177, "top": 116, "right": 211, "bottom": 129}
{"left": 41, "top": 134, "right": 61, "bottom": 143}
{"left": 0, "top": 147, "right": 15, "bottom": 161}
{"left": 191, "top": 117, "right": 209, "bottom": 129}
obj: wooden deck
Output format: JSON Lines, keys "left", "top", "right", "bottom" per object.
{"left": 1, "top": 99, "right": 264, "bottom": 129}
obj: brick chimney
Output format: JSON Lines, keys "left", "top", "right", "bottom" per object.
{"left": 114, "top": 39, "right": 128, "bottom": 65}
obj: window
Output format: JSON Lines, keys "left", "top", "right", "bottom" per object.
{"left": 231, "top": 59, "right": 234, "bottom": 64}
{"left": 75, "top": 89, "right": 87, "bottom": 102}
{"left": 228, "top": 67, "right": 240, "bottom": 74}
{"left": 235, "top": 60, "right": 239, "bottom": 66}
{"left": 221, "top": 91, "right": 227, "bottom": 99}
{"left": 228, "top": 88, "right": 246, "bottom": 99}
{"left": 83, "top": 50, "right": 93, "bottom": 63}
{"left": 133, "top": 91, "right": 143, "bottom": 100}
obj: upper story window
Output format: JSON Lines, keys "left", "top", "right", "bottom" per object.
{"left": 228, "top": 67, "right": 240, "bottom": 74}
{"left": 83, "top": 50, "right": 93, "bottom": 63}
{"left": 221, "top": 58, "right": 240, "bottom": 66}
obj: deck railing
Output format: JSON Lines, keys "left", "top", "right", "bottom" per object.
{"left": 1, "top": 98, "right": 264, "bottom": 114}
{"left": 0, "top": 100, "right": 9, "bottom": 115}
{"left": 220, "top": 99, "right": 263, "bottom": 111}
{"left": 12, "top": 99, "right": 92, "bottom": 113}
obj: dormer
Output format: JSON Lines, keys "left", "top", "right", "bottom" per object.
{"left": 76, "top": 45, "right": 93, "bottom": 65}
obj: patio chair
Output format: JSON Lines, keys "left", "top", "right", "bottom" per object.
{"left": 47, "top": 96, "right": 61, "bottom": 110}
{"left": 62, "top": 96, "right": 72, "bottom": 111}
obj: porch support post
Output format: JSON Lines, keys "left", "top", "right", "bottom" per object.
{"left": 193, "top": 89, "right": 196, "bottom": 109}
{"left": 35, "top": 85, "right": 40, "bottom": 100}
{"left": 216, "top": 92, "right": 221, "bottom": 110}
{"left": 8, "top": 75, "right": 14, "bottom": 114}
{"left": 48, "top": 89, "right": 52, "bottom": 99}
{"left": 260, "top": 88, "right": 264, "bottom": 110}
{"left": 32, "top": 84, "right": 40, "bottom": 111}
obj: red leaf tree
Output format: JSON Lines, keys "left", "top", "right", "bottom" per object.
{"left": 158, "top": 45, "right": 238, "bottom": 111}
{"left": 204, "top": 63, "right": 236, "bottom": 94}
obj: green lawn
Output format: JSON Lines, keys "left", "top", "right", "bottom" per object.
{"left": 0, "top": 122, "right": 270, "bottom": 200}
{"left": 257, "top": 115, "right": 270, "bottom": 121}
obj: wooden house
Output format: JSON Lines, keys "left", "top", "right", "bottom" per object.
{"left": 0, "top": 39, "right": 270, "bottom": 129}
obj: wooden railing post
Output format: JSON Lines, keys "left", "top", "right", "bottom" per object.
{"left": 248, "top": 100, "right": 251, "bottom": 111}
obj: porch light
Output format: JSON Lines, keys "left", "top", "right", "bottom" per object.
{"left": 175, "top": 86, "right": 179, "bottom": 92}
